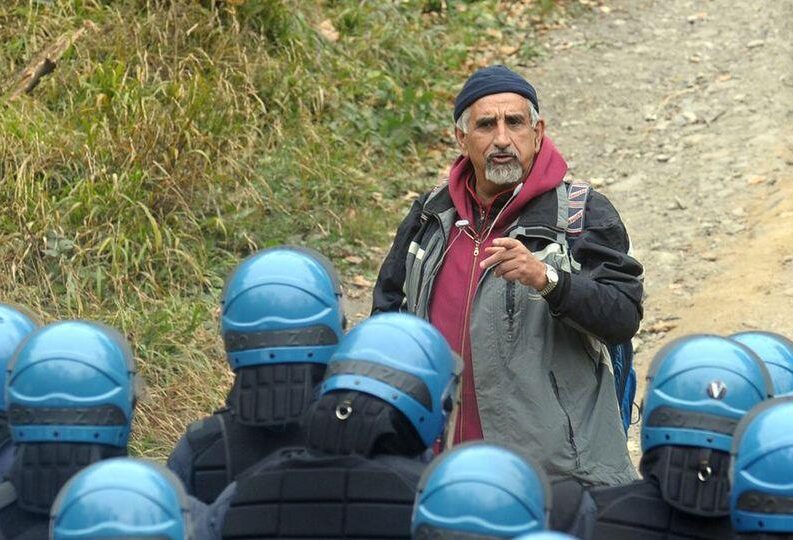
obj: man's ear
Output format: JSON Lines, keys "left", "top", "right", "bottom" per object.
{"left": 454, "top": 127, "right": 468, "bottom": 156}
{"left": 533, "top": 119, "right": 546, "bottom": 154}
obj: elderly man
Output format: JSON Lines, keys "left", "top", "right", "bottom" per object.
{"left": 372, "top": 64, "right": 643, "bottom": 486}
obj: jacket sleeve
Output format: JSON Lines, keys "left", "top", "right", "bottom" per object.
{"left": 544, "top": 190, "right": 644, "bottom": 345}
{"left": 371, "top": 195, "right": 427, "bottom": 314}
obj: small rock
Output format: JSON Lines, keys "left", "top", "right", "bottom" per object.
{"left": 590, "top": 177, "right": 606, "bottom": 188}
{"left": 646, "top": 320, "right": 678, "bottom": 334}
{"left": 747, "top": 175, "right": 766, "bottom": 185}
{"left": 702, "top": 252, "right": 718, "bottom": 262}
{"left": 351, "top": 275, "right": 373, "bottom": 288}
{"left": 783, "top": 256, "right": 793, "bottom": 265}
{"left": 681, "top": 110, "right": 698, "bottom": 124}
{"left": 784, "top": 288, "right": 793, "bottom": 298}
{"left": 317, "top": 19, "right": 340, "bottom": 42}
{"left": 731, "top": 207, "right": 746, "bottom": 217}
{"left": 747, "top": 39, "right": 765, "bottom": 49}
{"left": 742, "top": 320, "right": 759, "bottom": 329}
{"left": 656, "top": 154, "right": 671, "bottom": 163}
{"left": 689, "top": 54, "right": 701, "bottom": 64}
{"left": 687, "top": 12, "right": 707, "bottom": 23}
{"left": 344, "top": 255, "right": 363, "bottom": 265}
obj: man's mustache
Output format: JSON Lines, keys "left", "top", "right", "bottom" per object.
{"left": 486, "top": 149, "right": 519, "bottom": 162}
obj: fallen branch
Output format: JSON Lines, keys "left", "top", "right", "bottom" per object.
{"left": 6, "top": 20, "right": 98, "bottom": 100}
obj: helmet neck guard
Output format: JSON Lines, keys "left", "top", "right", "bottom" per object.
{"left": 304, "top": 391, "right": 424, "bottom": 458}
{"left": 641, "top": 445, "right": 730, "bottom": 517}
{"left": 228, "top": 363, "right": 325, "bottom": 427}
{"left": 8, "top": 443, "right": 125, "bottom": 514}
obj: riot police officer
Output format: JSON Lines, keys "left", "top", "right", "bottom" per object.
{"left": 0, "top": 305, "right": 37, "bottom": 477}
{"left": 731, "top": 395, "right": 793, "bottom": 540}
{"left": 584, "top": 334, "right": 774, "bottom": 539}
{"left": 731, "top": 331, "right": 793, "bottom": 395}
{"left": 167, "top": 246, "right": 346, "bottom": 503}
{"left": 0, "top": 321, "right": 137, "bottom": 539}
{"left": 411, "top": 442, "right": 551, "bottom": 539}
{"left": 201, "top": 312, "right": 460, "bottom": 540}
{"left": 50, "top": 458, "right": 203, "bottom": 540}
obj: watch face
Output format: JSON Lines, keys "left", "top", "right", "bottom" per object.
{"left": 546, "top": 265, "right": 559, "bottom": 283}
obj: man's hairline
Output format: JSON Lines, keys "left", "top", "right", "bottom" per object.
{"left": 455, "top": 98, "right": 540, "bottom": 134}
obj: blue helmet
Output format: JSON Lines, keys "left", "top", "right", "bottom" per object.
{"left": 412, "top": 442, "right": 550, "bottom": 539}
{"left": 6, "top": 321, "right": 136, "bottom": 447}
{"left": 0, "top": 304, "right": 38, "bottom": 411}
{"left": 50, "top": 458, "right": 192, "bottom": 540}
{"left": 731, "top": 331, "right": 793, "bottom": 396}
{"left": 221, "top": 246, "right": 345, "bottom": 370}
{"left": 731, "top": 396, "right": 793, "bottom": 534}
{"left": 513, "top": 534, "right": 579, "bottom": 540}
{"left": 642, "top": 334, "right": 772, "bottom": 454}
{"left": 320, "top": 313, "right": 460, "bottom": 448}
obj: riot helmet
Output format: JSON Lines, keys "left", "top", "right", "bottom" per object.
{"left": 221, "top": 246, "right": 346, "bottom": 426}
{"left": 412, "top": 442, "right": 551, "bottom": 539}
{"left": 51, "top": 458, "right": 193, "bottom": 540}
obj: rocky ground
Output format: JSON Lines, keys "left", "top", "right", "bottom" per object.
{"left": 347, "top": 0, "right": 793, "bottom": 464}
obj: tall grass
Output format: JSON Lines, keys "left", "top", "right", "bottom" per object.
{"left": 0, "top": 0, "right": 560, "bottom": 457}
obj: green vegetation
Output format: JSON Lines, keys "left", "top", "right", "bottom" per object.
{"left": 0, "top": 0, "right": 558, "bottom": 457}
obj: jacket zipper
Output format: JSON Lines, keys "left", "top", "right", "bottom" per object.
{"left": 506, "top": 281, "right": 515, "bottom": 342}
{"left": 549, "top": 371, "right": 581, "bottom": 468}
{"left": 457, "top": 234, "right": 481, "bottom": 441}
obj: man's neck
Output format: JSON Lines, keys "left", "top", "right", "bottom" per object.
{"left": 473, "top": 176, "right": 520, "bottom": 206}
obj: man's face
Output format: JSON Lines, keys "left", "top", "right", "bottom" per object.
{"left": 455, "top": 92, "right": 545, "bottom": 187}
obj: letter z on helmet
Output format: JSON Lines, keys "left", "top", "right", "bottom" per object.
{"left": 642, "top": 334, "right": 773, "bottom": 454}
{"left": 412, "top": 442, "right": 551, "bottom": 539}
{"left": 320, "top": 313, "right": 460, "bottom": 448}
{"left": 6, "top": 321, "right": 136, "bottom": 447}
{"left": 221, "top": 246, "right": 345, "bottom": 369}
{"left": 0, "top": 304, "right": 37, "bottom": 412}
{"left": 51, "top": 458, "right": 193, "bottom": 540}
{"left": 731, "top": 396, "right": 793, "bottom": 535}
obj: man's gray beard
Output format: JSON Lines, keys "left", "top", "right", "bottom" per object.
{"left": 485, "top": 160, "right": 524, "bottom": 185}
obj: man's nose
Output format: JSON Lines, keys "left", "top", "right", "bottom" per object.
{"left": 493, "top": 120, "right": 510, "bottom": 148}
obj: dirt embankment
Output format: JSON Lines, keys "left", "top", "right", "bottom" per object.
{"left": 527, "top": 0, "right": 793, "bottom": 459}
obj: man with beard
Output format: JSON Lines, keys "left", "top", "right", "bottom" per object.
{"left": 372, "top": 64, "right": 643, "bottom": 486}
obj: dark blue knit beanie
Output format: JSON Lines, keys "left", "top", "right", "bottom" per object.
{"left": 453, "top": 64, "right": 539, "bottom": 122}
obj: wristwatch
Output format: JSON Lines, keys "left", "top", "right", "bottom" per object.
{"left": 538, "top": 264, "right": 559, "bottom": 297}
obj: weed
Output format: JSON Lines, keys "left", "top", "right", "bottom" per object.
{"left": 0, "top": 0, "right": 560, "bottom": 457}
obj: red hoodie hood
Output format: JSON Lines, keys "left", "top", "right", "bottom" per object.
{"left": 447, "top": 136, "right": 568, "bottom": 227}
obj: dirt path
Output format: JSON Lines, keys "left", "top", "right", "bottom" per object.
{"left": 531, "top": 0, "right": 793, "bottom": 461}
{"left": 347, "top": 0, "right": 793, "bottom": 463}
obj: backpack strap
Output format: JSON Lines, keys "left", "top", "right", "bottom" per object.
{"left": 566, "top": 179, "right": 591, "bottom": 236}
{"left": 0, "top": 481, "right": 17, "bottom": 511}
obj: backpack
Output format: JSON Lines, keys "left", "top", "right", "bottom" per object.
{"left": 566, "top": 180, "right": 637, "bottom": 434}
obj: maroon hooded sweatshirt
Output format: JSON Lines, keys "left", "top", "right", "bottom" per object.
{"left": 428, "top": 137, "right": 568, "bottom": 443}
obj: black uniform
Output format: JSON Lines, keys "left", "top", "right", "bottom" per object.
{"left": 0, "top": 443, "right": 124, "bottom": 540}
{"left": 202, "top": 448, "right": 424, "bottom": 540}
{"left": 168, "top": 363, "right": 324, "bottom": 504}
{"left": 583, "top": 446, "right": 733, "bottom": 540}
{"left": 168, "top": 408, "right": 304, "bottom": 503}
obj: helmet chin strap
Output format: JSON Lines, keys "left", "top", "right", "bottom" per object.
{"left": 9, "top": 442, "right": 126, "bottom": 515}
{"left": 641, "top": 445, "right": 731, "bottom": 517}
{"left": 303, "top": 391, "right": 424, "bottom": 458}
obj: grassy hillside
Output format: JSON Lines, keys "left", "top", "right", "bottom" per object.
{"left": 0, "top": 0, "right": 558, "bottom": 457}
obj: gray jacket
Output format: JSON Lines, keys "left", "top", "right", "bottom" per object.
{"left": 375, "top": 182, "right": 642, "bottom": 486}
